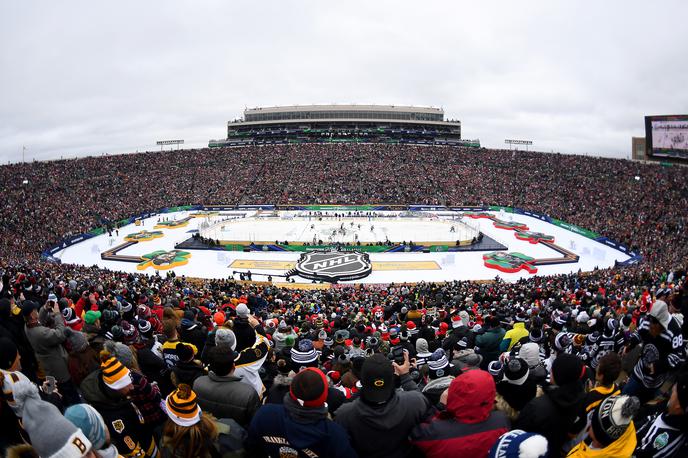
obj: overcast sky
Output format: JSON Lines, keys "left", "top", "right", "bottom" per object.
{"left": 1, "top": 1, "right": 687, "bottom": 163}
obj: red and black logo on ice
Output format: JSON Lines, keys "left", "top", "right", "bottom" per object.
{"left": 295, "top": 250, "right": 372, "bottom": 283}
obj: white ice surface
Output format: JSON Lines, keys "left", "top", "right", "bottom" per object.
{"left": 55, "top": 210, "right": 631, "bottom": 284}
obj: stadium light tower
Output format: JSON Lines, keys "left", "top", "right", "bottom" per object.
{"left": 505, "top": 139, "right": 533, "bottom": 151}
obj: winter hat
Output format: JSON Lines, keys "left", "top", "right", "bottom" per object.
{"left": 360, "top": 353, "right": 395, "bottom": 404}
{"left": 213, "top": 311, "right": 226, "bottom": 326}
{"left": 103, "top": 340, "right": 135, "bottom": 369}
{"left": 215, "top": 328, "right": 237, "bottom": 351}
{"left": 120, "top": 320, "right": 139, "bottom": 345}
{"left": 84, "top": 310, "right": 102, "bottom": 325}
{"left": 454, "top": 349, "right": 483, "bottom": 369}
{"left": 554, "top": 332, "right": 571, "bottom": 352}
{"left": 503, "top": 358, "right": 530, "bottom": 386}
{"left": 427, "top": 349, "right": 451, "bottom": 379}
{"left": 416, "top": 338, "right": 430, "bottom": 354}
{"left": 406, "top": 321, "right": 418, "bottom": 335}
{"left": 120, "top": 301, "right": 132, "bottom": 313}
{"left": 488, "top": 360, "right": 503, "bottom": 378}
{"left": 591, "top": 395, "right": 640, "bottom": 447}
{"left": 62, "top": 307, "right": 79, "bottom": 325}
{"left": 291, "top": 339, "right": 318, "bottom": 369}
{"left": 66, "top": 331, "right": 89, "bottom": 353}
{"left": 518, "top": 343, "right": 541, "bottom": 368}
{"left": 463, "top": 335, "right": 476, "bottom": 349}
{"left": 99, "top": 350, "right": 132, "bottom": 390}
{"left": 529, "top": 327, "right": 544, "bottom": 343}
{"left": 576, "top": 311, "right": 590, "bottom": 324}
{"left": 137, "top": 304, "right": 152, "bottom": 319}
{"left": 289, "top": 367, "right": 328, "bottom": 408}
{"left": 472, "top": 324, "right": 483, "bottom": 333}
{"left": 649, "top": 300, "right": 671, "bottom": 328}
{"left": 586, "top": 331, "right": 600, "bottom": 345}
{"left": 177, "top": 343, "right": 195, "bottom": 363}
{"left": 318, "top": 330, "right": 327, "bottom": 341}
{"left": 0, "top": 338, "right": 19, "bottom": 369}
{"left": 64, "top": 404, "right": 108, "bottom": 450}
{"left": 13, "top": 381, "right": 92, "bottom": 457}
{"left": 165, "top": 384, "right": 201, "bottom": 426}
{"left": 551, "top": 353, "right": 585, "bottom": 386}
{"left": 136, "top": 318, "right": 152, "bottom": 335}
{"left": 620, "top": 314, "right": 632, "bottom": 331}
{"left": 451, "top": 315, "right": 462, "bottom": 329}
{"left": 236, "top": 303, "right": 250, "bottom": 318}
{"left": 488, "top": 429, "right": 548, "bottom": 458}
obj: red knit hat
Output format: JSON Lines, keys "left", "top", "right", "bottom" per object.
{"left": 290, "top": 368, "right": 328, "bottom": 408}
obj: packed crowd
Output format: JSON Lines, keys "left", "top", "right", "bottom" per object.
{"left": 1, "top": 260, "right": 687, "bottom": 457}
{"left": 1, "top": 144, "right": 686, "bottom": 270}
{"left": 0, "top": 144, "right": 687, "bottom": 457}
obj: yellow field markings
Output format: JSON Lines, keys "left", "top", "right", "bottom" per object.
{"left": 229, "top": 259, "right": 441, "bottom": 271}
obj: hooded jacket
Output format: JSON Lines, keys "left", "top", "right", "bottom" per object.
{"left": 335, "top": 388, "right": 430, "bottom": 458}
{"left": 501, "top": 322, "right": 529, "bottom": 351}
{"left": 515, "top": 381, "right": 586, "bottom": 457}
{"left": 410, "top": 370, "right": 509, "bottom": 458}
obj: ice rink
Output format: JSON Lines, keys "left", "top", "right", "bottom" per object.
{"left": 55, "top": 210, "right": 632, "bottom": 284}
{"left": 201, "top": 214, "right": 477, "bottom": 245}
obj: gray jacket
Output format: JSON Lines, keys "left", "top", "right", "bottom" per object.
{"left": 25, "top": 315, "right": 70, "bottom": 382}
{"left": 193, "top": 371, "right": 261, "bottom": 426}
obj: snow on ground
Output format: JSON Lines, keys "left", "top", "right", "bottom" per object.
{"left": 55, "top": 210, "right": 631, "bottom": 284}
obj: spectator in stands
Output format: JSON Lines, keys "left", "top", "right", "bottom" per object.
{"left": 515, "top": 353, "right": 587, "bottom": 456}
{"left": 161, "top": 384, "right": 220, "bottom": 458}
{"left": 23, "top": 299, "right": 81, "bottom": 406}
{"left": 411, "top": 369, "right": 509, "bottom": 457}
{"left": 11, "top": 381, "right": 94, "bottom": 457}
{"left": 193, "top": 346, "right": 261, "bottom": 427}
{"left": 80, "top": 351, "right": 159, "bottom": 457}
{"left": 247, "top": 368, "right": 356, "bottom": 458}
{"left": 634, "top": 370, "right": 688, "bottom": 457}
{"left": 335, "top": 353, "right": 430, "bottom": 458}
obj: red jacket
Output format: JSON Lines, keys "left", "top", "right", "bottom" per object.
{"left": 410, "top": 369, "right": 509, "bottom": 457}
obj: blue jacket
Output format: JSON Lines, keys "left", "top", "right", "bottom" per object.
{"left": 247, "top": 403, "right": 358, "bottom": 458}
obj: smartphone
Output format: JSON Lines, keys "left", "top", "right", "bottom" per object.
{"left": 44, "top": 376, "right": 56, "bottom": 395}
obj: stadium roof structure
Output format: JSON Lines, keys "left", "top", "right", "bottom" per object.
{"left": 211, "top": 104, "right": 477, "bottom": 148}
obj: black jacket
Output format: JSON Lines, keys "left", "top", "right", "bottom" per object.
{"left": 514, "top": 382, "right": 586, "bottom": 457}
{"left": 80, "top": 371, "right": 158, "bottom": 457}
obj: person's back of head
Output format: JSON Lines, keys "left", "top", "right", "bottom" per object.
{"left": 208, "top": 346, "right": 235, "bottom": 377}
{"left": 596, "top": 352, "right": 621, "bottom": 387}
{"left": 163, "top": 319, "right": 177, "bottom": 340}
{"left": 164, "top": 384, "right": 218, "bottom": 458}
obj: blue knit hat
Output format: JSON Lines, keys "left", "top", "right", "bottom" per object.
{"left": 489, "top": 429, "right": 549, "bottom": 458}
{"left": 65, "top": 404, "right": 108, "bottom": 450}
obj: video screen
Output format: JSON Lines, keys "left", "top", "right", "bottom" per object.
{"left": 646, "top": 115, "right": 688, "bottom": 159}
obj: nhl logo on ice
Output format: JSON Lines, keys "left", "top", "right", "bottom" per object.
{"left": 295, "top": 250, "right": 372, "bottom": 283}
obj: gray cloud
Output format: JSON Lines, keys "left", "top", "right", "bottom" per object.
{"left": 1, "top": 0, "right": 687, "bottom": 163}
